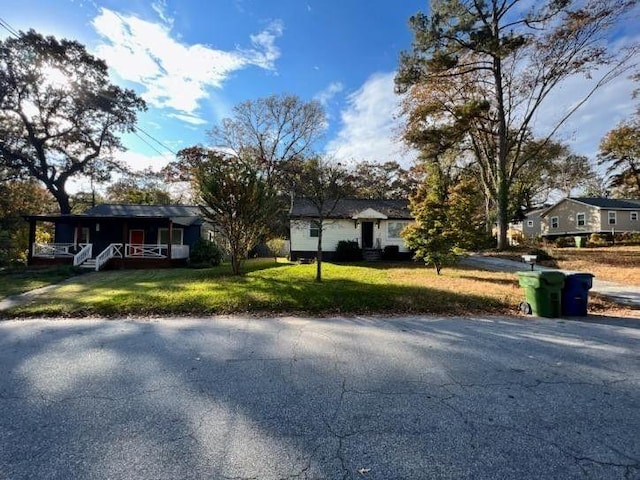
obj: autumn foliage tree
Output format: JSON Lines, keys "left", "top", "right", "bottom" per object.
{"left": 599, "top": 121, "right": 640, "bottom": 197}
{"left": 193, "top": 151, "right": 280, "bottom": 275}
{"left": 0, "top": 31, "right": 146, "bottom": 213}
{"left": 403, "top": 163, "right": 485, "bottom": 274}
{"left": 396, "top": 0, "right": 638, "bottom": 249}
{"left": 0, "top": 179, "right": 55, "bottom": 264}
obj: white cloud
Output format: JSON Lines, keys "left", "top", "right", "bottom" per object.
{"left": 314, "top": 81, "right": 344, "bottom": 107}
{"left": 114, "top": 150, "right": 174, "bottom": 172}
{"left": 326, "top": 72, "right": 417, "bottom": 166}
{"left": 533, "top": 67, "right": 637, "bottom": 160}
{"left": 166, "top": 113, "right": 209, "bottom": 126}
{"left": 92, "top": 8, "right": 283, "bottom": 121}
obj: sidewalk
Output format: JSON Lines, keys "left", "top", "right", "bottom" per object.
{"left": 461, "top": 254, "right": 640, "bottom": 309}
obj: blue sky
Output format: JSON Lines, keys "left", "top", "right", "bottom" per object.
{"left": 2, "top": 0, "right": 639, "bottom": 180}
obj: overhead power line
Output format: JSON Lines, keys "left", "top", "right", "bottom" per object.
{"left": 0, "top": 17, "right": 20, "bottom": 38}
{"left": 135, "top": 126, "right": 177, "bottom": 156}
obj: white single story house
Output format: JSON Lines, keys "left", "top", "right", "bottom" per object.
{"left": 289, "top": 198, "right": 414, "bottom": 261}
{"left": 539, "top": 197, "right": 640, "bottom": 238}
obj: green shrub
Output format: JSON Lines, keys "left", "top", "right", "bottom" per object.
{"left": 189, "top": 239, "right": 222, "bottom": 268}
{"left": 615, "top": 232, "right": 640, "bottom": 245}
{"left": 554, "top": 236, "right": 574, "bottom": 248}
{"left": 587, "top": 233, "right": 608, "bottom": 247}
{"left": 383, "top": 245, "right": 400, "bottom": 260}
{"left": 333, "top": 240, "right": 362, "bottom": 262}
{"left": 266, "top": 238, "right": 287, "bottom": 259}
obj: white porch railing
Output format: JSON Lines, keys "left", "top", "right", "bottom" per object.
{"left": 125, "top": 244, "right": 189, "bottom": 259}
{"left": 73, "top": 244, "right": 93, "bottom": 266}
{"left": 126, "top": 243, "right": 165, "bottom": 258}
{"left": 33, "top": 243, "right": 75, "bottom": 257}
{"left": 95, "top": 243, "right": 124, "bottom": 271}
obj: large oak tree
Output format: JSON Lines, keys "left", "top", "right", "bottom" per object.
{"left": 396, "top": 0, "right": 637, "bottom": 248}
{"left": 0, "top": 31, "right": 146, "bottom": 213}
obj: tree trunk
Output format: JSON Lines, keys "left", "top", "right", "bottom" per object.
{"left": 496, "top": 174, "right": 509, "bottom": 250}
{"left": 316, "top": 225, "right": 323, "bottom": 282}
{"left": 50, "top": 188, "right": 72, "bottom": 214}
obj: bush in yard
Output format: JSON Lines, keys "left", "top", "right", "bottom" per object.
{"left": 615, "top": 232, "right": 640, "bottom": 246}
{"left": 333, "top": 240, "right": 362, "bottom": 262}
{"left": 554, "top": 236, "right": 574, "bottom": 248}
{"left": 189, "top": 239, "right": 222, "bottom": 268}
{"left": 587, "top": 233, "right": 608, "bottom": 247}
{"left": 266, "top": 237, "right": 287, "bottom": 260}
{"left": 383, "top": 245, "right": 400, "bottom": 261}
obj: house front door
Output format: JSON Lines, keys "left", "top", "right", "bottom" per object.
{"left": 129, "top": 229, "right": 145, "bottom": 256}
{"left": 362, "top": 221, "right": 374, "bottom": 249}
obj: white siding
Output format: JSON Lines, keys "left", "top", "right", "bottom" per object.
{"left": 290, "top": 219, "right": 413, "bottom": 252}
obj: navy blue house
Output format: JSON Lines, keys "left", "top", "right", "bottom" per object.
{"left": 25, "top": 204, "right": 206, "bottom": 270}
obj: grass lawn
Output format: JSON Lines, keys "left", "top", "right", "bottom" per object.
{"left": 0, "top": 266, "right": 76, "bottom": 299}
{"left": 3, "top": 259, "right": 530, "bottom": 318}
{"left": 2, "top": 259, "right": 634, "bottom": 319}
{"left": 543, "top": 246, "right": 640, "bottom": 286}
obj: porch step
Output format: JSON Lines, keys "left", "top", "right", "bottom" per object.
{"left": 79, "top": 259, "right": 96, "bottom": 269}
{"left": 363, "top": 249, "right": 382, "bottom": 261}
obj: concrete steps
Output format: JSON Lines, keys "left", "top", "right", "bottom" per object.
{"left": 79, "top": 259, "right": 96, "bottom": 270}
{"left": 363, "top": 249, "right": 382, "bottom": 261}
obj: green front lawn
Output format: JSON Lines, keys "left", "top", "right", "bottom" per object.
{"left": 0, "top": 266, "right": 77, "bottom": 299}
{"left": 3, "top": 259, "right": 527, "bottom": 317}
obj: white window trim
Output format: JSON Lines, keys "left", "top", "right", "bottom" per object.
{"left": 576, "top": 212, "right": 586, "bottom": 227}
{"left": 158, "top": 227, "right": 184, "bottom": 245}
{"left": 608, "top": 211, "right": 617, "bottom": 225}
{"left": 309, "top": 221, "right": 319, "bottom": 238}
{"left": 550, "top": 216, "right": 559, "bottom": 229}
{"left": 74, "top": 227, "right": 90, "bottom": 245}
{"left": 526, "top": 220, "right": 534, "bottom": 228}
{"left": 631, "top": 211, "right": 638, "bottom": 221}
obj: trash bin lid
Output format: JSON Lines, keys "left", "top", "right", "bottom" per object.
{"left": 538, "top": 270, "right": 565, "bottom": 286}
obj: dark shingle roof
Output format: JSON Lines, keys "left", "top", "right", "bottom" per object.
{"left": 290, "top": 198, "right": 412, "bottom": 219}
{"left": 571, "top": 197, "right": 640, "bottom": 209}
{"left": 83, "top": 204, "right": 203, "bottom": 226}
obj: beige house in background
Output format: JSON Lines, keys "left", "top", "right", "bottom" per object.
{"left": 539, "top": 197, "right": 640, "bottom": 238}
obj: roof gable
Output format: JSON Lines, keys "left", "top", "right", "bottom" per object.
{"left": 352, "top": 208, "right": 388, "bottom": 219}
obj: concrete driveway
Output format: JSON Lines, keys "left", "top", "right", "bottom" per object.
{"left": 1, "top": 316, "right": 639, "bottom": 479}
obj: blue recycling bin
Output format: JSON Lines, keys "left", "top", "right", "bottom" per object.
{"left": 561, "top": 273, "right": 594, "bottom": 316}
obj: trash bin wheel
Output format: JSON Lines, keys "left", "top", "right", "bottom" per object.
{"left": 519, "top": 301, "right": 532, "bottom": 315}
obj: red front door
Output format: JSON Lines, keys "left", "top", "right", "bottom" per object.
{"left": 129, "top": 230, "right": 145, "bottom": 256}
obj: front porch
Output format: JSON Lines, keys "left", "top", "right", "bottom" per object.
{"left": 24, "top": 206, "right": 203, "bottom": 271}
{"left": 31, "top": 242, "right": 190, "bottom": 270}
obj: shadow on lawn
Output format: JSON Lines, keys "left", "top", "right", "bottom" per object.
{"left": 3, "top": 275, "right": 512, "bottom": 319}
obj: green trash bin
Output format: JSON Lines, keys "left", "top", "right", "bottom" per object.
{"left": 517, "top": 271, "right": 565, "bottom": 318}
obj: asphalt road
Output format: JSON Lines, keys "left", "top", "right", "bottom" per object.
{"left": 1, "top": 315, "right": 639, "bottom": 479}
